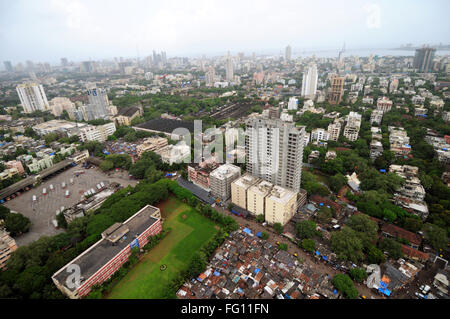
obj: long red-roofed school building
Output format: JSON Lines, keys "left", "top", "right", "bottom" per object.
{"left": 52, "top": 205, "right": 162, "bottom": 299}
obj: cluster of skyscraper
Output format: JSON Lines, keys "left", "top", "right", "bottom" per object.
{"left": 15, "top": 82, "right": 116, "bottom": 121}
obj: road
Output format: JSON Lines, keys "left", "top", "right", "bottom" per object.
{"left": 213, "top": 205, "right": 380, "bottom": 299}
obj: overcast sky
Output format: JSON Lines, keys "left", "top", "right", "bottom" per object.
{"left": 1, "top": 0, "right": 449, "bottom": 64}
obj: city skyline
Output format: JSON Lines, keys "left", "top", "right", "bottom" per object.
{"left": 1, "top": 0, "right": 449, "bottom": 64}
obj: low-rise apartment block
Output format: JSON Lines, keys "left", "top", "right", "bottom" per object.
{"left": 343, "top": 112, "right": 361, "bottom": 142}
{"left": 247, "top": 180, "right": 273, "bottom": 217}
{"left": 231, "top": 174, "right": 261, "bottom": 211}
{"left": 265, "top": 185, "right": 297, "bottom": 226}
{"left": 210, "top": 164, "right": 241, "bottom": 202}
{"left": 377, "top": 97, "right": 393, "bottom": 112}
{"left": 136, "top": 136, "right": 168, "bottom": 158}
{"left": 389, "top": 126, "right": 412, "bottom": 157}
{"left": 0, "top": 230, "right": 18, "bottom": 270}
{"left": 370, "top": 110, "right": 384, "bottom": 125}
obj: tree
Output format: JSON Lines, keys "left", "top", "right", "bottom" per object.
{"left": 332, "top": 274, "right": 359, "bottom": 299}
{"left": 316, "top": 207, "right": 333, "bottom": 225}
{"left": 273, "top": 222, "right": 283, "bottom": 234}
{"left": 260, "top": 232, "right": 269, "bottom": 240}
{"left": 279, "top": 243, "right": 288, "bottom": 251}
{"left": 329, "top": 173, "right": 347, "bottom": 193}
{"left": 378, "top": 238, "right": 403, "bottom": 260}
{"left": 256, "top": 214, "right": 265, "bottom": 223}
{"left": 56, "top": 213, "right": 68, "bottom": 229}
{"left": 0, "top": 205, "right": 10, "bottom": 220}
{"left": 296, "top": 220, "right": 318, "bottom": 239}
{"left": 367, "top": 245, "right": 386, "bottom": 264}
{"left": 301, "top": 239, "right": 316, "bottom": 252}
{"left": 5, "top": 213, "right": 32, "bottom": 236}
{"left": 403, "top": 217, "right": 423, "bottom": 233}
{"left": 349, "top": 268, "right": 368, "bottom": 283}
{"left": 99, "top": 160, "right": 114, "bottom": 171}
{"left": 423, "top": 223, "right": 447, "bottom": 251}
{"left": 330, "top": 227, "right": 365, "bottom": 263}
{"left": 346, "top": 214, "right": 378, "bottom": 248}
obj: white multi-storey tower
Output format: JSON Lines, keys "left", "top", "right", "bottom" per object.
{"left": 225, "top": 52, "right": 234, "bottom": 82}
{"left": 287, "top": 97, "right": 298, "bottom": 110}
{"left": 245, "top": 117, "right": 305, "bottom": 192}
{"left": 205, "top": 66, "right": 215, "bottom": 87}
{"left": 285, "top": 45, "right": 292, "bottom": 62}
{"left": 301, "top": 63, "right": 318, "bottom": 100}
{"left": 16, "top": 82, "right": 49, "bottom": 113}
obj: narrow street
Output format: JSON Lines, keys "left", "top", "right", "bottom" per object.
{"left": 213, "top": 205, "right": 380, "bottom": 299}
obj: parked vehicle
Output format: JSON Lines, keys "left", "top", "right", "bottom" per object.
{"left": 42, "top": 188, "right": 47, "bottom": 195}
{"left": 32, "top": 195, "right": 37, "bottom": 201}
{"left": 65, "top": 190, "right": 70, "bottom": 198}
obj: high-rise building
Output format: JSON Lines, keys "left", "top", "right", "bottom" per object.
{"left": 413, "top": 47, "right": 436, "bottom": 73}
{"left": 245, "top": 117, "right": 305, "bottom": 192}
{"left": 61, "top": 58, "right": 69, "bottom": 67}
{"left": 285, "top": 45, "right": 292, "bottom": 62}
{"left": 287, "top": 97, "right": 298, "bottom": 110}
{"left": 84, "top": 83, "right": 110, "bottom": 120}
{"left": 329, "top": 76, "right": 344, "bottom": 105}
{"left": 226, "top": 52, "right": 234, "bottom": 82}
{"left": 205, "top": 66, "right": 215, "bottom": 87}
{"left": 26, "top": 60, "right": 34, "bottom": 71}
{"left": 16, "top": 82, "right": 49, "bottom": 113}
{"left": 49, "top": 97, "right": 76, "bottom": 117}
{"left": 3, "top": 61, "right": 13, "bottom": 72}
{"left": 81, "top": 61, "right": 93, "bottom": 73}
{"left": 301, "top": 63, "right": 318, "bottom": 100}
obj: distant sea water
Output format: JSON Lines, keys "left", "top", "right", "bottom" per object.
{"left": 294, "top": 48, "right": 450, "bottom": 58}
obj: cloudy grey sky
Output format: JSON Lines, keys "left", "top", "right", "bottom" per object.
{"left": 1, "top": 0, "right": 449, "bottom": 64}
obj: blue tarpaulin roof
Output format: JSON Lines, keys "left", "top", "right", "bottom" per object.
{"left": 243, "top": 228, "right": 252, "bottom": 234}
{"left": 254, "top": 268, "right": 260, "bottom": 274}
{"left": 380, "top": 281, "right": 387, "bottom": 288}
{"left": 380, "top": 169, "right": 386, "bottom": 173}
{"left": 256, "top": 232, "right": 262, "bottom": 237}
{"left": 333, "top": 289, "right": 338, "bottom": 295}
{"left": 322, "top": 256, "right": 328, "bottom": 260}
{"left": 213, "top": 271, "right": 220, "bottom": 276}
{"left": 378, "top": 288, "right": 391, "bottom": 296}
{"left": 284, "top": 293, "right": 291, "bottom": 299}
{"left": 320, "top": 203, "right": 323, "bottom": 206}
{"left": 315, "top": 251, "right": 321, "bottom": 256}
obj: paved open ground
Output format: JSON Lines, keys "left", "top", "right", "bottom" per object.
{"left": 4, "top": 166, "right": 138, "bottom": 247}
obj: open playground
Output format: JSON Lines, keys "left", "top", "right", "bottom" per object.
{"left": 106, "top": 196, "right": 219, "bottom": 299}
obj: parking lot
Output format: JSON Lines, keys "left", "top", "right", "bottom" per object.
{"left": 4, "top": 166, "right": 138, "bottom": 247}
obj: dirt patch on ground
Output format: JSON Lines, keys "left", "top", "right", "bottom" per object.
{"left": 182, "top": 214, "right": 188, "bottom": 219}
{"left": 214, "top": 225, "right": 220, "bottom": 230}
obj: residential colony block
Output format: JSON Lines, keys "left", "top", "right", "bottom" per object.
{"left": 231, "top": 174, "right": 305, "bottom": 226}
{"left": 389, "top": 165, "right": 428, "bottom": 219}
{"left": 52, "top": 205, "right": 162, "bottom": 299}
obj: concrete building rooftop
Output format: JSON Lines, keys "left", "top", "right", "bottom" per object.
{"left": 52, "top": 205, "right": 160, "bottom": 291}
{"left": 267, "top": 185, "right": 297, "bottom": 205}
{"left": 233, "top": 174, "right": 260, "bottom": 190}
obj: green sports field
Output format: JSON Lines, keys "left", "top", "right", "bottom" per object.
{"left": 106, "top": 197, "right": 218, "bottom": 299}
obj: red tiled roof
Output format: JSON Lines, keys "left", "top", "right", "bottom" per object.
{"left": 401, "top": 245, "right": 429, "bottom": 261}
{"left": 381, "top": 223, "right": 422, "bottom": 246}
